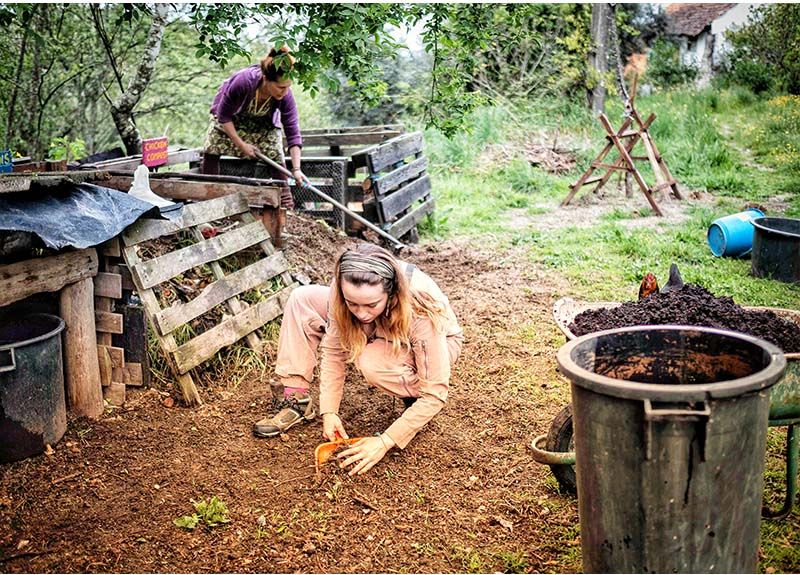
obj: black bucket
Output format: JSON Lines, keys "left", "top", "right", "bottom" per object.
{"left": 557, "top": 325, "right": 786, "bottom": 573}
{"left": 751, "top": 216, "right": 800, "bottom": 284}
{"left": 0, "top": 314, "right": 67, "bottom": 463}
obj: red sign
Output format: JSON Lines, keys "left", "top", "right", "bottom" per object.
{"left": 142, "top": 137, "right": 168, "bottom": 167}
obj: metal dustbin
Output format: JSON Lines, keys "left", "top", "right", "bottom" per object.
{"left": 557, "top": 325, "right": 786, "bottom": 573}
{"left": 0, "top": 314, "right": 67, "bottom": 463}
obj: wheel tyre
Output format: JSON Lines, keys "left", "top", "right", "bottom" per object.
{"left": 545, "top": 403, "right": 577, "bottom": 494}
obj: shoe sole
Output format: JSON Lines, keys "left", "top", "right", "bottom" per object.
{"left": 253, "top": 411, "right": 316, "bottom": 439}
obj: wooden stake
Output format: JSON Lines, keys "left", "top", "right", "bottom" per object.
{"left": 60, "top": 278, "right": 104, "bottom": 418}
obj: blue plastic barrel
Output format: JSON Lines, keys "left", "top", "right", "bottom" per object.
{"left": 707, "top": 208, "right": 765, "bottom": 257}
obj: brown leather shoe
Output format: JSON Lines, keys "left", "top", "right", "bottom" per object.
{"left": 253, "top": 393, "right": 315, "bottom": 438}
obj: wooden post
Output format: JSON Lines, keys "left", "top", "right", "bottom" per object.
{"left": 60, "top": 278, "right": 104, "bottom": 418}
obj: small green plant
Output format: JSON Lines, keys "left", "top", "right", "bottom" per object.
{"left": 47, "top": 136, "right": 87, "bottom": 163}
{"left": 411, "top": 541, "right": 436, "bottom": 556}
{"left": 325, "top": 480, "right": 343, "bottom": 502}
{"left": 451, "top": 545, "right": 486, "bottom": 573}
{"left": 496, "top": 550, "right": 530, "bottom": 573}
{"left": 173, "top": 495, "right": 230, "bottom": 530}
{"left": 413, "top": 489, "right": 426, "bottom": 505}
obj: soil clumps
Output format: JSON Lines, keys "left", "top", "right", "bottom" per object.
{"left": 570, "top": 283, "right": 800, "bottom": 352}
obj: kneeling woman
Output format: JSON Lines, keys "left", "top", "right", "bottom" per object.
{"left": 254, "top": 244, "right": 463, "bottom": 476}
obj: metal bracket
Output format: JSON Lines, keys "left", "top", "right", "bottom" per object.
{"left": 643, "top": 399, "right": 711, "bottom": 461}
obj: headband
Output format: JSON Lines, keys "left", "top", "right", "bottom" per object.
{"left": 339, "top": 251, "right": 396, "bottom": 281}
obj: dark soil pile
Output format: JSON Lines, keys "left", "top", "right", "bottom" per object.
{"left": 570, "top": 284, "right": 800, "bottom": 352}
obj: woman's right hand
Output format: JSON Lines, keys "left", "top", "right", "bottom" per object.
{"left": 322, "top": 413, "right": 348, "bottom": 441}
{"left": 239, "top": 142, "right": 259, "bottom": 159}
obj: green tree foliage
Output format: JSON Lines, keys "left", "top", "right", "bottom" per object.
{"left": 726, "top": 4, "right": 800, "bottom": 94}
{"left": 464, "top": 4, "right": 591, "bottom": 103}
{"left": 645, "top": 38, "right": 697, "bottom": 89}
{"left": 0, "top": 3, "right": 635, "bottom": 156}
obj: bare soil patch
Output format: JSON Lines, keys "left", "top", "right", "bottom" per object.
{"left": 0, "top": 212, "right": 580, "bottom": 573}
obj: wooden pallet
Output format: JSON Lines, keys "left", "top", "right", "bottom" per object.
{"left": 121, "top": 193, "right": 296, "bottom": 405}
{"left": 356, "top": 132, "right": 435, "bottom": 240}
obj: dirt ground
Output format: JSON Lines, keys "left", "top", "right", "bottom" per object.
{"left": 0, "top": 212, "right": 581, "bottom": 573}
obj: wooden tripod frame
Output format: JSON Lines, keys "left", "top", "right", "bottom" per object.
{"left": 562, "top": 100, "right": 681, "bottom": 216}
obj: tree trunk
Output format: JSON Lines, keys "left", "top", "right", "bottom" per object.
{"left": 588, "top": 3, "right": 610, "bottom": 115}
{"left": 5, "top": 12, "right": 32, "bottom": 150}
{"left": 108, "top": 4, "right": 168, "bottom": 155}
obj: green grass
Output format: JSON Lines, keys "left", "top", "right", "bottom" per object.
{"left": 423, "top": 87, "right": 800, "bottom": 307}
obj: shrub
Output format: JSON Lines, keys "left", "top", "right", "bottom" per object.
{"left": 646, "top": 39, "right": 697, "bottom": 89}
{"left": 728, "top": 57, "right": 773, "bottom": 95}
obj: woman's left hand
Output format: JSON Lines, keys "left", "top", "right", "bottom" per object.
{"left": 337, "top": 435, "right": 394, "bottom": 476}
{"left": 291, "top": 168, "right": 307, "bottom": 184}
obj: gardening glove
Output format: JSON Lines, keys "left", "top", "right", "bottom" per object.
{"left": 322, "top": 413, "right": 348, "bottom": 442}
{"left": 337, "top": 434, "right": 395, "bottom": 476}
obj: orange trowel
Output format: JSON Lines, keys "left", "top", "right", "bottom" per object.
{"left": 314, "top": 433, "right": 365, "bottom": 479}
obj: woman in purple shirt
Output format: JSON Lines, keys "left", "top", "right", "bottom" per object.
{"left": 201, "top": 46, "right": 305, "bottom": 208}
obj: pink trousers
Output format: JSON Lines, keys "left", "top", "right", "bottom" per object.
{"left": 274, "top": 285, "right": 460, "bottom": 395}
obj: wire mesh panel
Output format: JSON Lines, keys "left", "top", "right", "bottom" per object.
{"left": 217, "top": 157, "right": 348, "bottom": 230}
{"left": 291, "top": 158, "right": 347, "bottom": 229}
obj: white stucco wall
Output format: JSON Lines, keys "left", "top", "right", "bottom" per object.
{"left": 711, "top": 3, "right": 758, "bottom": 67}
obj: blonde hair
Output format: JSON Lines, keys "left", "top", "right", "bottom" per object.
{"left": 331, "top": 244, "right": 448, "bottom": 362}
{"left": 260, "top": 45, "right": 295, "bottom": 81}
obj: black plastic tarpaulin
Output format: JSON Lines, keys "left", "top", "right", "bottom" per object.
{"left": 0, "top": 183, "right": 182, "bottom": 250}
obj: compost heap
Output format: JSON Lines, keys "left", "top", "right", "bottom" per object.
{"left": 569, "top": 283, "right": 800, "bottom": 353}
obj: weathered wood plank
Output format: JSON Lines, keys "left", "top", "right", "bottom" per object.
{"left": 299, "top": 131, "right": 402, "bottom": 147}
{"left": 379, "top": 175, "right": 431, "bottom": 222}
{"left": 122, "top": 244, "right": 202, "bottom": 406}
{"left": 389, "top": 198, "right": 436, "bottom": 238}
{"left": 366, "top": 132, "right": 424, "bottom": 174}
{"left": 97, "top": 344, "right": 125, "bottom": 368}
{"left": 122, "top": 363, "right": 143, "bottom": 386}
{"left": 153, "top": 251, "right": 290, "bottom": 335}
{"left": 103, "top": 382, "right": 126, "bottom": 406}
{"left": 106, "top": 264, "right": 136, "bottom": 291}
{"left": 94, "top": 272, "right": 122, "bottom": 299}
{"left": 95, "top": 311, "right": 123, "bottom": 334}
{"left": 301, "top": 124, "right": 403, "bottom": 135}
{"left": 101, "top": 176, "right": 282, "bottom": 208}
{"left": 186, "top": 227, "right": 262, "bottom": 352}
{"left": 0, "top": 249, "right": 98, "bottom": 308}
{"left": 173, "top": 284, "right": 297, "bottom": 373}
{"left": 94, "top": 296, "right": 112, "bottom": 346}
{"left": 122, "top": 193, "right": 250, "bottom": 246}
{"left": 130, "top": 220, "right": 269, "bottom": 289}
{"left": 84, "top": 148, "right": 202, "bottom": 172}
{"left": 372, "top": 157, "right": 428, "bottom": 197}
{"left": 100, "top": 237, "right": 121, "bottom": 257}
{"left": 98, "top": 345, "right": 112, "bottom": 387}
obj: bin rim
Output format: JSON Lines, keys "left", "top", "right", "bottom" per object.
{"left": 557, "top": 323, "right": 787, "bottom": 402}
{"left": 0, "top": 313, "right": 65, "bottom": 351}
{"left": 752, "top": 216, "right": 800, "bottom": 240}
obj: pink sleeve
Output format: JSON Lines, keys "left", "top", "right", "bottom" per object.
{"left": 318, "top": 316, "right": 348, "bottom": 415}
{"left": 384, "top": 317, "right": 450, "bottom": 448}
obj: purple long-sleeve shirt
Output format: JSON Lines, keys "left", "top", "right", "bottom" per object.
{"left": 210, "top": 65, "right": 302, "bottom": 148}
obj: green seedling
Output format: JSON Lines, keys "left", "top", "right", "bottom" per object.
{"left": 173, "top": 495, "right": 230, "bottom": 530}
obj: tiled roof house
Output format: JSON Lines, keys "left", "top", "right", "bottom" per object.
{"left": 664, "top": 3, "right": 755, "bottom": 86}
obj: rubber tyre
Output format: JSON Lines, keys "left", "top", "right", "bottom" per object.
{"left": 545, "top": 403, "right": 577, "bottom": 494}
